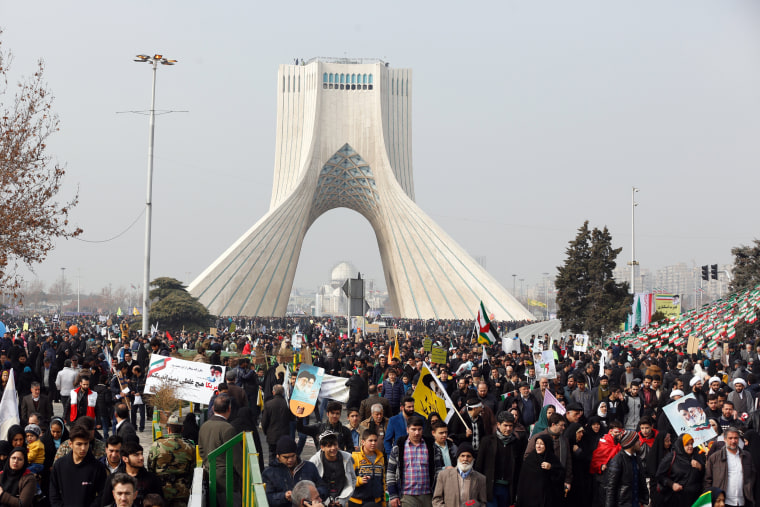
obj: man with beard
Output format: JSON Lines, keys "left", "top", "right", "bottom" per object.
{"left": 384, "top": 397, "right": 418, "bottom": 456}
{"left": 449, "top": 395, "right": 488, "bottom": 454}
{"left": 433, "top": 443, "right": 487, "bottom": 507}
{"left": 387, "top": 416, "right": 436, "bottom": 507}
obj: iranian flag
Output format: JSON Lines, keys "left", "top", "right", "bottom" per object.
{"left": 476, "top": 301, "right": 498, "bottom": 345}
{"left": 690, "top": 491, "right": 712, "bottom": 507}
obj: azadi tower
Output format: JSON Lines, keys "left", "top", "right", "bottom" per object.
{"left": 189, "top": 58, "right": 532, "bottom": 321}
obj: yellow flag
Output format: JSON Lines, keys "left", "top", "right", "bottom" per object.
{"left": 23, "top": 322, "right": 29, "bottom": 331}
{"left": 412, "top": 364, "right": 453, "bottom": 422}
{"left": 257, "top": 388, "right": 264, "bottom": 410}
{"left": 132, "top": 307, "right": 140, "bottom": 316}
{"left": 117, "top": 307, "right": 123, "bottom": 316}
{"left": 393, "top": 337, "right": 401, "bottom": 360}
{"left": 528, "top": 299, "right": 547, "bottom": 308}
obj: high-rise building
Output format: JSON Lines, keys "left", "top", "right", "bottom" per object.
{"left": 189, "top": 58, "right": 531, "bottom": 320}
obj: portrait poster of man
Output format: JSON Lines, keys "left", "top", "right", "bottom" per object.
{"left": 573, "top": 334, "right": 589, "bottom": 352}
{"left": 662, "top": 393, "right": 716, "bottom": 446}
{"left": 412, "top": 364, "right": 456, "bottom": 423}
{"left": 289, "top": 364, "right": 324, "bottom": 417}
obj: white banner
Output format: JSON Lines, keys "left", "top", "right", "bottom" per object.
{"left": 573, "top": 334, "right": 589, "bottom": 352}
{"left": 318, "top": 374, "right": 350, "bottom": 403}
{"left": 502, "top": 335, "right": 521, "bottom": 354}
{"left": 144, "top": 354, "right": 225, "bottom": 405}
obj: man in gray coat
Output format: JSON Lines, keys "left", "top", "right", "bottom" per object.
{"left": 198, "top": 394, "right": 242, "bottom": 506}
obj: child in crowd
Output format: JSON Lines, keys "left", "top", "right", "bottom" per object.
{"left": 24, "top": 424, "right": 45, "bottom": 475}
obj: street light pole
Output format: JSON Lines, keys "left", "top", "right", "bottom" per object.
{"left": 512, "top": 274, "right": 517, "bottom": 296}
{"left": 629, "top": 187, "right": 639, "bottom": 294}
{"left": 134, "top": 53, "right": 177, "bottom": 337}
{"left": 60, "top": 267, "right": 66, "bottom": 315}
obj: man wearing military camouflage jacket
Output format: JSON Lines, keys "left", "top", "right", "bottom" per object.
{"left": 147, "top": 414, "right": 196, "bottom": 507}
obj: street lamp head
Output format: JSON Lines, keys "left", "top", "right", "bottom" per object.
{"left": 134, "top": 54, "right": 177, "bottom": 65}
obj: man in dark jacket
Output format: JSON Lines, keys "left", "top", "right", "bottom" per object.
{"left": 359, "top": 384, "right": 390, "bottom": 420}
{"left": 605, "top": 430, "right": 649, "bottom": 507}
{"left": 262, "top": 385, "right": 295, "bottom": 464}
{"left": 49, "top": 424, "right": 108, "bottom": 507}
{"left": 475, "top": 411, "right": 523, "bottom": 507}
{"left": 262, "top": 436, "right": 327, "bottom": 507}
{"left": 704, "top": 426, "right": 755, "bottom": 506}
{"left": 297, "top": 400, "right": 353, "bottom": 452}
{"left": 198, "top": 395, "right": 242, "bottom": 505}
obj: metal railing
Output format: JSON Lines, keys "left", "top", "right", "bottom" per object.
{"left": 207, "top": 431, "right": 268, "bottom": 507}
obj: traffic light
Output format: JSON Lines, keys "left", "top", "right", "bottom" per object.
{"left": 701, "top": 265, "right": 709, "bottom": 281}
{"left": 711, "top": 264, "right": 718, "bottom": 280}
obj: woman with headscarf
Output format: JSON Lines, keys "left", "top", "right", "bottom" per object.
{"left": 508, "top": 407, "right": 529, "bottom": 442}
{"left": 515, "top": 434, "right": 565, "bottom": 507}
{"left": 0, "top": 448, "right": 36, "bottom": 507}
{"left": 530, "top": 405, "right": 553, "bottom": 438}
{"left": 654, "top": 433, "right": 705, "bottom": 507}
{"left": 424, "top": 412, "right": 441, "bottom": 438}
{"left": 40, "top": 417, "right": 68, "bottom": 498}
{"left": 592, "top": 400, "right": 609, "bottom": 431}
{"left": 0, "top": 443, "right": 10, "bottom": 473}
{"left": 584, "top": 416, "right": 605, "bottom": 450}
{"left": 4, "top": 428, "right": 24, "bottom": 453}
{"left": 565, "top": 422, "right": 592, "bottom": 507}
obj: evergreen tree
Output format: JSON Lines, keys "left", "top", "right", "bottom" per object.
{"left": 729, "top": 239, "right": 760, "bottom": 292}
{"left": 555, "top": 221, "right": 632, "bottom": 338}
{"left": 149, "top": 277, "right": 213, "bottom": 331}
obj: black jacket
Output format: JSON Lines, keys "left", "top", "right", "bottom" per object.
{"left": 605, "top": 450, "right": 650, "bottom": 507}
{"left": 50, "top": 451, "right": 108, "bottom": 507}
{"left": 261, "top": 394, "right": 293, "bottom": 444}
{"left": 475, "top": 432, "right": 524, "bottom": 503}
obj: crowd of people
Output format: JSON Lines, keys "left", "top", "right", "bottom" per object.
{"left": 0, "top": 312, "right": 758, "bottom": 507}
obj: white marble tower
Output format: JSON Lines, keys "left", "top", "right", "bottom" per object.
{"left": 189, "top": 58, "right": 532, "bottom": 321}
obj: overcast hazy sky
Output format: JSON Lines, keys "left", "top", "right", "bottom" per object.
{"left": 3, "top": 1, "right": 759, "bottom": 299}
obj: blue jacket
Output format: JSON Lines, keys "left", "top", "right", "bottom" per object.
{"left": 384, "top": 413, "right": 408, "bottom": 456}
{"left": 382, "top": 380, "right": 405, "bottom": 412}
{"left": 261, "top": 460, "right": 327, "bottom": 507}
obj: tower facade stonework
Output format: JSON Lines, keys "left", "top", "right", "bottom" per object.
{"left": 189, "top": 59, "right": 532, "bottom": 321}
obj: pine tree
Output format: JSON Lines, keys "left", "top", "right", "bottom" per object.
{"left": 149, "top": 277, "right": 213, "bottom": 331}
{"left": 556, "top": 221, "right": 631, "bottom": 338}
{"left": 730, "top": 239, "right": 760, "bottom": 292}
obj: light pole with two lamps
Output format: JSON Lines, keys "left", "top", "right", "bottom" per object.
{"left": 134, "top": 53, "right": 177, "bottom": 336}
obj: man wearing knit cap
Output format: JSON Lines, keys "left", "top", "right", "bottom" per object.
{"left": 263, "top": 436, "right": 327, "bottom": 507}
{"left": 604, "top": 429, "right": 648, "bottom": 507}
{"left": 432, "top": 443, "right": 487, "bottom": 507}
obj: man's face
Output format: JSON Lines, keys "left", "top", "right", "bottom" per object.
{"left": 433, "top": 426, "right": 448, "bottom": 445}
{"left": 72, "top": 438, "right": 89, "bottom": 460}
{"left": 643, "top": 379, "right": 651, "bottom": 389}
{"left": 497, "top": 421, "right": 514, "bottom": 436}
{"left": 113, "top": 483, "right": 137, "bottom": 507}
{"left": 372, "top": 410, "right": 383, "bottom": 424}
{"left": 722, "top": 404, "right": 734, "bottom": 418}
{"left": 477, "top": 383, "right": 488, "bottom": 397}
{"left": 458, "top": 380, "right": 466, "bottom": 391}
{"left": 567, "top": 410, "right": 581, "bottom": 423}
{"left": 600, "top": 378, "right": 609, "bottom": 388}
{"left": 539, "top": 378, "right": 549, "bottom": 391}
{"left": 725, "top": 432, "right": 739, "bottom": 451}
{"left": 388, "top": 373, "right": 397, "bottom": 383}
{"left": 124, "top": 451, "right": 144, "bottom": 470}
{"left": 577, "top": 381, "right": 586, "bottom": 392}
{"left": 321, "top": 441, "right": 339, "bottom": 460}
{"left": 629, "top": 385, "right": 639, "bottom": 396}
{"left": 30, "top": 385, "right": 40, "bottom": 398}
{"left": 468, "top": 405, "right": 482, "bottom": 419}
{"left": 327, "top": 410, "right": 341, "bottom": 424}
{"left": 519, "top": 386, "right": 529, "bottom": 397}
{"left": 610, "top": 427, "right": 624, "bottom": 439}
{"left": 278, "top": 452, "right": 297, "bottom": 469}
{"left": 408, "top": 425, "right": 423, "bottom": 444}
{"left": 734, "top": 382, "right": 744, "bottom": 393}
{"left": 458, "top": 451, "right": 474, "bottom": 467}
{"left": 106, "top": 444, "right": 122, "bottom": 466}
{"left": 692, "top": 381, "right": 702, "bottom": 391}
{"left": 403, "top": 402, "right": 415, "bottom": 417}
{"left": 639, "top": 424, "right": 652, "bottom": 437}
{"left": 80, "top": 379, "right": 90, "bottom": 391}
{"left": 652, "top": 379, "right": 660, "bottom": 390}
{"left": 566, "top": 378, "right": 575, "bottom": 389}
{"left": 348, "top": 412, "right": 360, "bottom": 427}
{"left": 708, "top": 398, "right": 719, "bottom": 411}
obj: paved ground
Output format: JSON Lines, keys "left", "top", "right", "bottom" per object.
{"left": 509, "top": 319, "right": 563, "bottom": 344}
